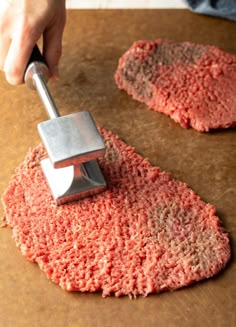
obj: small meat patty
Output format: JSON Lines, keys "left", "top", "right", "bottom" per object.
{"left": 2, "top": 128, "right": 230, "bottom": 297}
{"left": 115, "top": 39, "right": 236, "bottom": 132}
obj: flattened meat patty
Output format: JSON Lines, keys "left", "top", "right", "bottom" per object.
{"left": 115, "top": 39, "right": 236, "bottom": 132}
{"left": 2, "top": 128, "right": 230, "bottom": 297}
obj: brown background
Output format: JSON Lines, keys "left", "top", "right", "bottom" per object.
{"left": 0, "top": 10, "right": 235, "bottom": 327}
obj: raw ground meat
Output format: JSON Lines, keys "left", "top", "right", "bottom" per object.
{"left": 2, "top": 128, "right": 230, "bottom": 297}
{"left": 115, "top": 39, "right": 236, "bottom": 132}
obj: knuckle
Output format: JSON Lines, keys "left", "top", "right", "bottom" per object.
{"left": 46, "top": 46, "right": 62, "bottom": 66}
{"left": 17, "top": 15, "right": 39, "bottom": 44}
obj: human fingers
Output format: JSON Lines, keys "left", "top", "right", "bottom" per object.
{"left": 0, "top": 1, "right": 12, "bottom": 71}
{"left": 43, "top": 12, "right": 66, "bottom": 79}
{"left": 3, "top": 22, "right": 41, "bottom": 85}
{"left": 0, "top": 37, "right": 11, "bottom": 71}
{"left": 1, "top": 0, "right": 66, "bottom": 85}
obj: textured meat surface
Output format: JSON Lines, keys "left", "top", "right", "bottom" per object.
{"left": 2, "top": 128, "right": 230, "bottom": 297}
{"left": 115, "top": 39, "right": 236, "bottom": 132}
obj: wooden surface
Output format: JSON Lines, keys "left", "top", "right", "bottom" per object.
{"left": 0, "top": 10, "right": 235, "bottom": 327}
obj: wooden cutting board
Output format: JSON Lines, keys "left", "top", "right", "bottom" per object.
{"left": 0, "top": 10, "right": 235, "bottom": 327}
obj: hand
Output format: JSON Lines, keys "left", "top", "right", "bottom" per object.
{"left": 0, "top": 0, "right": 66, "bottom": 85}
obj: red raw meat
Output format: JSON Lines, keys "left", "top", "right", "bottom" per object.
{"left": 2, "top": 128, "right": 230, "bottom": 297}
{"left": 115, "top": 39, "right": 236, "bottom": 132}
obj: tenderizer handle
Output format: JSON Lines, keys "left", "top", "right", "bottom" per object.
{"left": 24, "top": 45, "right": 49, "bottom": 89}
{"left": 24, "top": 45, "right": 60, "bottom": 119}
